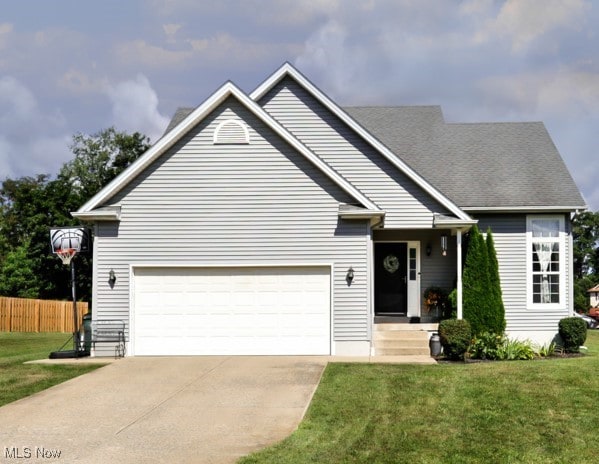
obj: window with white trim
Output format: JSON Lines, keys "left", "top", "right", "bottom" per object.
{"left": 526, "top": 216, "right": 565, "bottom": 308}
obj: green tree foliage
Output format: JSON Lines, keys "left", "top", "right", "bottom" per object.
{"left": 485, "top": 228, "right": 506, "bottom": 333}
{"left": 59, "top": 127, "right": 150, "bottom": 204}
{"left": 462, "top": 225, "right": 489, "bottom": 335}
{"left": 0, "top": 174, "right": 87, "bottom": 300}
{"left": 572, "top": 211, "right": 599, "bottom": 311}
{"left": 462, "top": 225, "right": 505, "bottom": 336}
{"left": 0, "top": 128, "right": 150, "bottom": 302}
{"left": 0, "top": 240, "right": 39, "bottom": 298}
{"left": 572, "top": 211, "right": 599, "bottom": 279}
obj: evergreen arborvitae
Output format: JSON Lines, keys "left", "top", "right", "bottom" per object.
{"left": 462, "top": 225, "right": 490, "bottom": 336}
{"left": 485, "top": 228, "right": 506, "bottom": 334}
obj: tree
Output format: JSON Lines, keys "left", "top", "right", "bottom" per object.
{"left": 572, "top": 211, "right": 599, "bottom": 311}
{"left": 0, "top": 174, "right": 84, "bottom": 300}
{"left": 0, "top": 240, "right": 39, "bottom": 298}
{"left": 462, "top": 225, "right": 490, "bottom": 335}
{"left": 0, "top": 128, "right": 150, "bottom": 302}
{"left": 58, "top": 127, "right": 150, "bottom": 205}
{"left": 572, "top": 211, "right": 599, "bottom": 280}
{"left": 485, "top": 228, "right": 506, "bottom": 333}
{"left": 462, "top": 225, "right": 506, "bottom": 336}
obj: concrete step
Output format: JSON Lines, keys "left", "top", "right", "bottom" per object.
{"left": 373, "top": 323, "right": 438, "bottom": 332}
{"left": 371, "top": 323, "right": 436, "bottom": 357}
{"left": 373, "top": 330, "right": 429, "bottom": 341}
{"left": 375, "top": 347, "right": 431, "bottom": 356}
{"left": 374, "top": 339, "right": 429, "bottom": 349}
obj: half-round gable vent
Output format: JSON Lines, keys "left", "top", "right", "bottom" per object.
{"left": 213, "top": 119, "right": 250, "bottom": 144}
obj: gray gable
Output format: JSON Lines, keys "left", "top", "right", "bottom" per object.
{"left": 344, "top": 107, "right": 586, "bottom": 209}
{"left": 165, "top": 103, "right": 586, "bottom": 210}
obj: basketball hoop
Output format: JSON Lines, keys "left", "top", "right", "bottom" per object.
{"left": 56, "top": 248, "right": 76, "bottom": 266}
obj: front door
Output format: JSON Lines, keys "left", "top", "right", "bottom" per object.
{"left": 375, "top": 243, "right": 408, "bottom": 316}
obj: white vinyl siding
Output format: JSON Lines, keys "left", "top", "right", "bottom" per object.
{"left": 476, "top": 214, "right": 571, "bottom": 332}
{"left": 92, "top": 97, "right": 370, "bottom": 354}
{"left": 258, "top": 77, "right": 451, "bottom": 228}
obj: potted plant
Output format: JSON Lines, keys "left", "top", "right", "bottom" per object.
{"left": 423, "top": 286, "right": 448, "bottom": 320}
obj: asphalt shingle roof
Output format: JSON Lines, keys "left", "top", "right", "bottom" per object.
{"left": 344, "top": 106, "right": 586, "bottom": 209}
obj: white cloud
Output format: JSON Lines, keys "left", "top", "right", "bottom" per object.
{"left": 0, "top": 22, "right": 12, "bottom": 49}
{"left": 163, "top": 23, "right": 182, "bottom": 43}
{"left": 295, "top": 20, "right": 355, "bottom": 97}
{"left": 474, "top": 0, "right": 590, "bottom": 52}
{"left": 0, "top": 76, "right": 71, "bottom": 177}
{"left": 478, "top": 69, "right": 599, "bottom": 118}
{"left": 58, "top": 68, "right": 107, "bottom": 95}
{"left": 104, "top": 74, "right": 169, "bottom": 142}
{"left": 116, "top": 40, "right": 193, "bottom": 67}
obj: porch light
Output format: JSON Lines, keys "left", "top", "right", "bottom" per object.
{"left": 346, "top": 267, "right": 355, "bottom": 285}
{"left": 441, "top": 235, "right": 448, "bottom": 257}
{"left": 426, "top": 244, "right": 432, "bottom": 256}
{"left": 108, "top": 269, "right": 117, "bottom": 286}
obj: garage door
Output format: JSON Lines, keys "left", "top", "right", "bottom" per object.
{"left": 132, "top": 266, "right": 331, "bottom": 355}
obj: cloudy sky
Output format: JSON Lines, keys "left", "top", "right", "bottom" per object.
{"left": 1, "top": 0, "right": 598, "bottom": 210}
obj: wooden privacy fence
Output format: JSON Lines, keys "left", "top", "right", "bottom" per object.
{"left": 0, "top": 297, "right": 89, "bottom": 333}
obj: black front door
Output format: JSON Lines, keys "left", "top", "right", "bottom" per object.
{"left": 375, "top": 243, "right": 408, "bottom": 315}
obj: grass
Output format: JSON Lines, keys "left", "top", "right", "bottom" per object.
{"left": 240, "top": 331, "right": 599, "bottom": 464}
{"left": 0, "top": 332, "right": 104, "bottom": 407}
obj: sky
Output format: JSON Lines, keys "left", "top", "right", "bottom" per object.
{"left": 1, "top": 0, "right": 598, "bottom": 210}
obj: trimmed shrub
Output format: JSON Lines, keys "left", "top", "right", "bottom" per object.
{"left": 462, "top": 225, "right": 506, "bottom": 336}
{"left": 462, "top": 226, "right": 490, "bottom": 335}
{"left": 439, "top": 319, "right": 472, "bottom": 360}
{"left": 485, "top": 229, "right": 506, "bottom": 334}
{"left": 558, "top": 317, "right": 587, "bottom": 353}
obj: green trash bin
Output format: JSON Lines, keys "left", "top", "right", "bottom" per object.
{"left": 82, "top": 313, "right": 92, "bottom": 354}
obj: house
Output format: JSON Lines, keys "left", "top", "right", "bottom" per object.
{"left": 74, "top": 63, "right": 586, "bottom": 356}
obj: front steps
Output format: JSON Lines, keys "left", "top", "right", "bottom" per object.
{"left": 372, "top": 323, "right": 438, "bottom": 357}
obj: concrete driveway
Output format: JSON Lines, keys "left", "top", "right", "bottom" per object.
{"left": 0, "top": 357, "right": 326, "bottom": 463}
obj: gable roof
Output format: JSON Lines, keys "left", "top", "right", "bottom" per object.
{"left": 76, "top": 81, "right": 382, "bottom": 216}
{"left": 345, "top": 107, "right": 586, "bottom": 211}
{"left": 250, "top": 63, "right": 472, "bottom": 222}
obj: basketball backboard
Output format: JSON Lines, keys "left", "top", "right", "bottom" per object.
{"left": 49, "top": 227, "right": 91, "bottom": 254}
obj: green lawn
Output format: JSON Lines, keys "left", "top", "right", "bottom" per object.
{"left": 240, "top": 331, "right": 599, "bottom": 464}
{"left": 0, "top": 332, "right": 104, "bottom": 407}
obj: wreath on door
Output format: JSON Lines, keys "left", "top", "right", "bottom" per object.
{"left": 383, "top": 254, "right": 399, "bottom": 273}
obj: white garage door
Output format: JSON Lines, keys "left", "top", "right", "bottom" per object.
{"left": 132, "top": 266, "right": 331, "bottom": 355}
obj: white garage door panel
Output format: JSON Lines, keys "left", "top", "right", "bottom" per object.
{"left": 133, "top": 267, "right": 331, "bottom": 355}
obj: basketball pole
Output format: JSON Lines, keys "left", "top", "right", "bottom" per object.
{"left": 70, "top": 258, "right": 78, "bottom": 358}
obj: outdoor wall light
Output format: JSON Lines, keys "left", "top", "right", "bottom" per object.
{"left": 441, "top": 234, "right": 448, "bottom": 257}
{"left": 346, "top": 267, "right": 355, "bottom": 285}
{"left": 108, "top": 269, "right": 116, "bottom": 287}
{"left": 426, "top": 243, "right": 432, "bottom": 256}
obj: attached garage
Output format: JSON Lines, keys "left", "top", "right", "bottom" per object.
{"left": 131, "top": 266, "right": 331, "bottom": 355}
